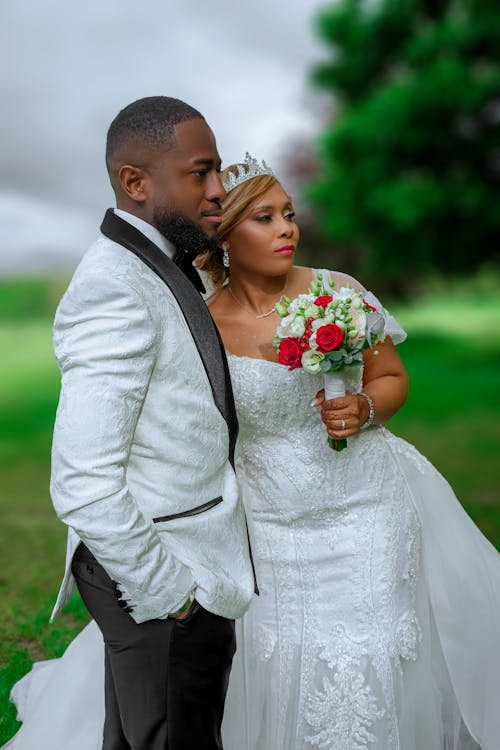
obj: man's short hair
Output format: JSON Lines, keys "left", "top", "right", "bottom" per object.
{"left": 105, "top": 96, "right": 204, "bottom": 172}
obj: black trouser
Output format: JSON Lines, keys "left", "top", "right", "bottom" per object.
{"left": 71, "top": 544, "right": 236, "bottom": 750}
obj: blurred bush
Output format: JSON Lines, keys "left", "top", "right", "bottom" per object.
{"left": 300, "top": 0, "right": 500, "bottom": 296}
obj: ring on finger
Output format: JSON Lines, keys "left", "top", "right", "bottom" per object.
{"left": 341, "top": 418, "right": 346, "bottom": 430}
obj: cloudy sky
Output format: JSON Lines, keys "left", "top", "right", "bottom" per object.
{"left": 0, "top": 0, "right": 329, "bottom": 274}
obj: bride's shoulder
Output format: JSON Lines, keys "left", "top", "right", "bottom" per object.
{"left": 290, "top": 265, "right": 314, "bottom": 286}
{"left": 290, "top": 265, "right": 367, "bottom": 295}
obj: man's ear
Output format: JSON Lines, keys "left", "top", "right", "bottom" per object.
{"left": 118, "top": 165, "right": 148, "bottom": 203}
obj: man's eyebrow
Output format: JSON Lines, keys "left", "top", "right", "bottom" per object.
{"left": 191, "top": 157, "right": 222, "bottom": 170}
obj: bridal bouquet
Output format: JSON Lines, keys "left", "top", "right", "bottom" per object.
{"left": 273, "top": 273, "right": 386, "bottom": 451}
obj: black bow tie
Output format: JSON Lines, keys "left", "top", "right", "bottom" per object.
{"left": 172, "top": 249, "right": 206, "bottom": 294}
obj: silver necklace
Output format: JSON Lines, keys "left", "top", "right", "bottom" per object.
{"left": 227, "top": 279, "right": 288, "bottom": 319}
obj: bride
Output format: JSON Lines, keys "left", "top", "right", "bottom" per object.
{"left": 4, "top": 155, "right": 500, "bottom": 749}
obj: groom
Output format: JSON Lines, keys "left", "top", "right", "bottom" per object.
{"left": 49, "top": 96, "right": 256, "bottom": 750}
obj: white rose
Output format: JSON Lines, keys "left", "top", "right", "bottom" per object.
{"left": 277, "top": 314, "right": 306, "bottom": 338}
{"left": 337, "top": 286, "right": 355, "bottom": 300}
{"left": 311, "top": 314, "right": 335, "bottom": 331}
{"left": 301, "top": 349, "right": 325, "bottom": 373}
{"left": 345, "top": 308, "right": 366, "bottom": 348}
{"left": 289, "top": 294, "right": 315, "bottom": 313}
{"left": 303, "top": 304, "right": 320, "bottom": 318}
{"left": 289, "top": 317, "right": 307, "bottom": 337}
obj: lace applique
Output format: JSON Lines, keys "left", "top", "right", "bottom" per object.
{"left": 305, "top": 630, "right": 385, "bottom": 749}
{"left": 252, "top": 622, "right": 277, "bottom": 662}
{"left": 395, "top": 611, "right": 422, "bottom": 662}
{"left": 306, "top": 670, "right": 384, "bottom": 749}
{"left": 395, "top": 508, "right": 422, "bottom": 662}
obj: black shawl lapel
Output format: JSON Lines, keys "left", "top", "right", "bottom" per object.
{"left": 100, "top": 209, "right": 238, "bottom": 464}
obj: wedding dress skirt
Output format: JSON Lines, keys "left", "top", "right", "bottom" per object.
{"left": 4, "top": 339, "right": 500, "bottom": 749}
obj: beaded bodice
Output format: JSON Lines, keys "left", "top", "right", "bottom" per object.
{"left": 228, "top": 354, "right": 365, "bottom": 524}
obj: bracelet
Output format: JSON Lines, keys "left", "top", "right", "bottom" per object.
{"left": 359, "top": 392, "right": 375, "bottom": 430}
{"left": 169, "top": 594, "right": 194, "bottom": 619}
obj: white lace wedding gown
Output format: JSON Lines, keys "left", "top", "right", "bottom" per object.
{"left": 4, "top": 294, "right": 500, "bottom": 750}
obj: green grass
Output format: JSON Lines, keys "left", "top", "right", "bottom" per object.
{"left": 0, "top": 280, "right": 499, "bottom": 743}
{"left": 388, "top": 294, "right": 500, "bottom": 544}
{"left": 0, "top": 317, "right": 91, "bottom": 742}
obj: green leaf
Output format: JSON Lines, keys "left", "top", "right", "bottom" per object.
{"left": 319, "top": 359, "right": 332, "bottom": 372}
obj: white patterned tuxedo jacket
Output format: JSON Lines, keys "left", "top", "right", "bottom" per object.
{"left": 50, "top": 209, "right": 255, "bottom": 624}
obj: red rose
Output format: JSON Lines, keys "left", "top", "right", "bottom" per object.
{"left": 278, "top": 337, "right": 303, "bottom": 370}
{"left": 364, "top": 300, "right": 377, "bottom": 312}
{"left": 315, "top": 323, "right": 344, "bottom": 352}
{"left": 314, "top": 295, "right": 333, "bottom": 307}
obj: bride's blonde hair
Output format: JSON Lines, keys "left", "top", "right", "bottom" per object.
{"left": 195, "top": 166, "right": 277, "bottom": 287}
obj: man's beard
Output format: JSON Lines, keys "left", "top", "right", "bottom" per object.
{"left": 152, "top": 209, "right": 219, "bottom": 258}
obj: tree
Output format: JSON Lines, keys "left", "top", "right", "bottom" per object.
{"left": 305, "top": 0, "right": 500, "bottom": 294}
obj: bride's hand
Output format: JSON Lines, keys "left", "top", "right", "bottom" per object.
{"left": 313, "top": 390, "right": 370, "bottom": 438}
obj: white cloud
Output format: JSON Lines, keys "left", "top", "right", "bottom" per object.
{"left": 0, "top": 0, "right": 328, "bottom": 272}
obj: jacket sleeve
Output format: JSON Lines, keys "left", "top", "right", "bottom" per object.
{"left": 50, "top": 272, "right": 195, "bottom": 623}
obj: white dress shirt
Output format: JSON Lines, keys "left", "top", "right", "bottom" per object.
{"left": 113, "top": 208, "right": 175, "bottom": 260}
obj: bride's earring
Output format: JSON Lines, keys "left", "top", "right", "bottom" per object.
{"left": 222, "top": 244, "right": 230, "bottom": 268}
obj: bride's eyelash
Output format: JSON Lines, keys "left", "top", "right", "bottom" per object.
{"left": 255, "top": 212, "right": 296, "bottom": 223}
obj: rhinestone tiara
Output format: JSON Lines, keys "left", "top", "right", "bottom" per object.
{"left": 222, "top": 152, "right": 274, "bottom": 193}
